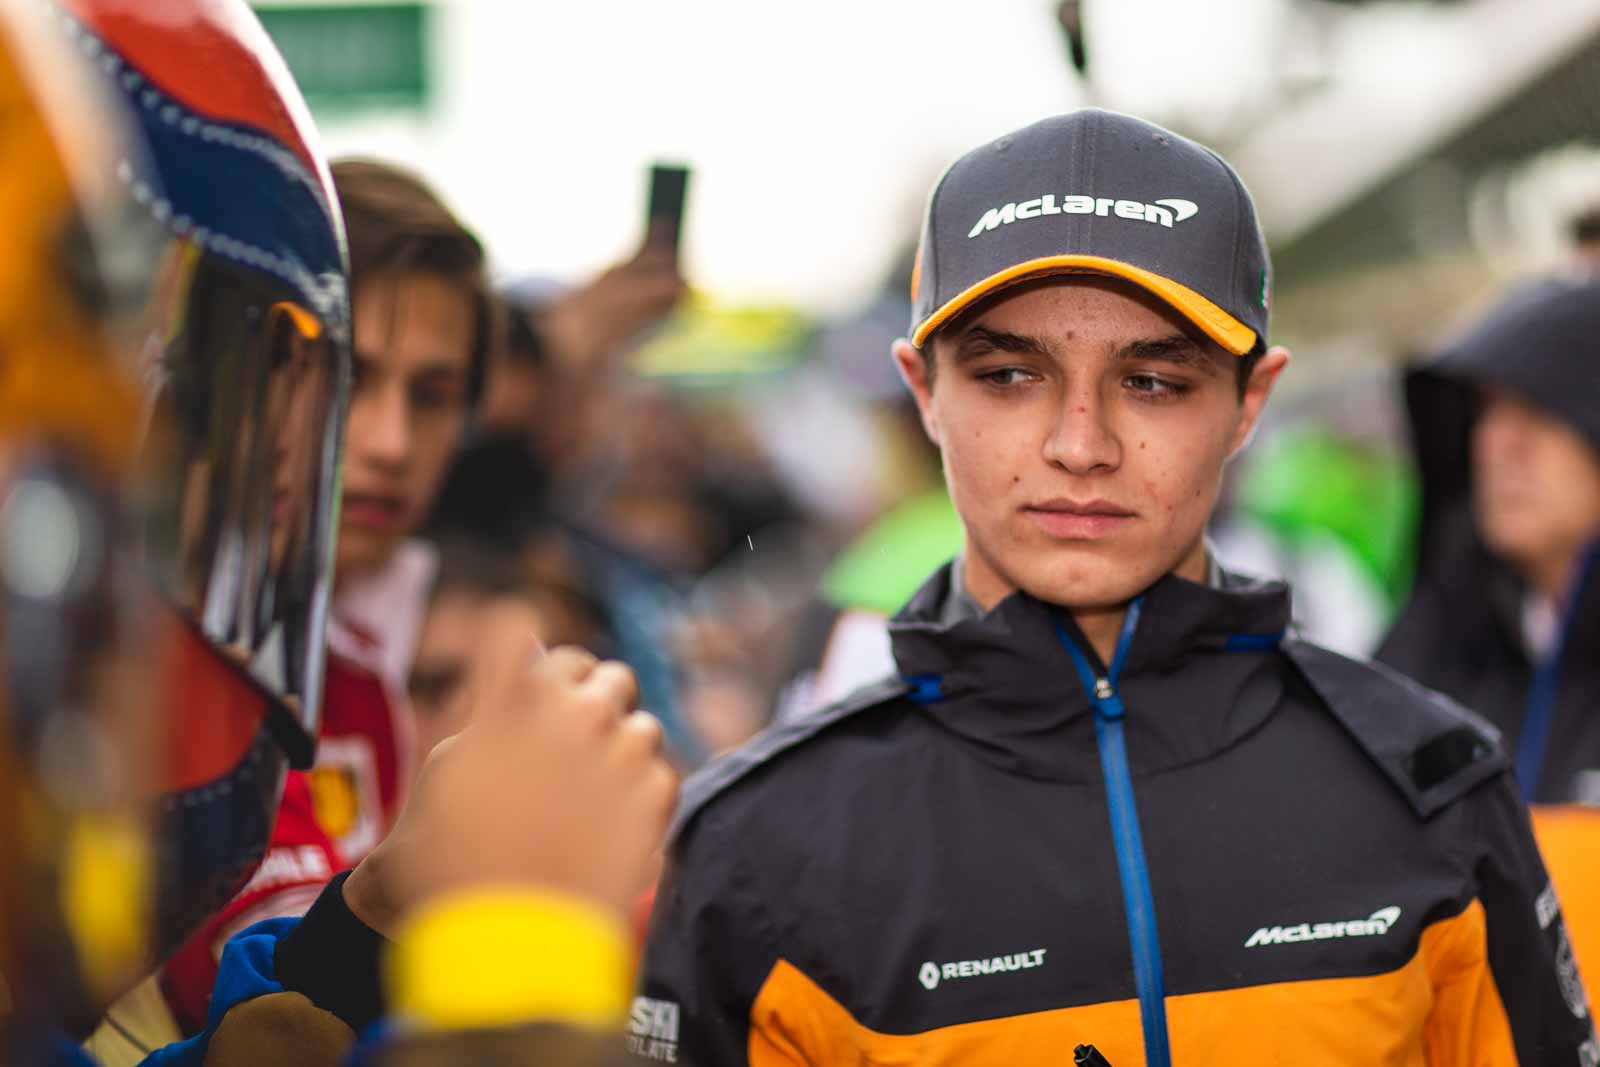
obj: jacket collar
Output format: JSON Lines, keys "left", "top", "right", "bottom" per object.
{"left": 888, "top": 562, "right": 1293, "bottom": 782}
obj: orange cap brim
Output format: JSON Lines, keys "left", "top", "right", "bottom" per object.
{"left": 910, "top": 254, "right": 1258, "bottom": 355}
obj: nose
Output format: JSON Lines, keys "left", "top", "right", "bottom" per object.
{"left": 1473, "top": 391, "right": 1533, "bottom": 469}
{"left": 348, "top": 377, "right": 410, "bottom": 473}
{"left": 1042, "top": 381, "right": 1120, "bottom": 475}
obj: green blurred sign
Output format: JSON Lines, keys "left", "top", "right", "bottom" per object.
{"left": 254, "top": 3, "right": 429, "bottom": 112}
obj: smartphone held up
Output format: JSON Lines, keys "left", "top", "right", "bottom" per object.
{"left": 645, "top": 161, "right": 691, "bottom": 263}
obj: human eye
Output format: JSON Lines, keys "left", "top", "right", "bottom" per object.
{"left": 412, "top": 378, "right": 466, "bottom": 413}
{"left": 976, "top": 366, "right": 1038, "bottom": 389}
{"left": 1123, "top": 373, "right": 1190, "bottom": 401}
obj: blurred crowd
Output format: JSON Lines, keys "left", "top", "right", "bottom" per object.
{"left": 398, "top": 209, "right": 936, "bottom": 765}
{"left": 376, "top": 175, "right": 1600, "bottom": 760}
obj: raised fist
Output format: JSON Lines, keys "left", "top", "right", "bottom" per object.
{"left": 345, "top": 602, "right": 677, "bottom": 933}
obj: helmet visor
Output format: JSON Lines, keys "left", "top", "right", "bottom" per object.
{"left": 141, "top": 247, "right": 347, "bottom": 766}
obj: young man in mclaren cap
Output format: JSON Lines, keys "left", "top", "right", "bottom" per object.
{"left": 633, "top": 109, "right": 1597, "bottom": 1065}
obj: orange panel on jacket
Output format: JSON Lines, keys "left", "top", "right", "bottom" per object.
{"left": 1534, "top": 805, "right": 1600, "bottom": 998}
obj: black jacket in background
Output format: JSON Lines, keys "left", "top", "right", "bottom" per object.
{"left": 1379, "top": 277, "right": 1600, "bottom": 805}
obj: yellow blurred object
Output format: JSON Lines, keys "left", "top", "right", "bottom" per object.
{"left": 632, "top": 293, "right": 813, "bottom": 382}
{"left": 387, "top": 887, "right": 631, "bottom": 1032}
{"left": 62, "top": 812, "right": 152, "bottom": 1001}
{"left": 307, "top": 764, "right": 361, "bottom": 842}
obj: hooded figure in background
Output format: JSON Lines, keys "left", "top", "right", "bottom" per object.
{"left": 1379, "top": 276, "right": 1600, "bottom": 986}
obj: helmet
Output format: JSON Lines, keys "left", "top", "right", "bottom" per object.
{"left": 0, "top": 0, "right": 349, "bottom": 1033}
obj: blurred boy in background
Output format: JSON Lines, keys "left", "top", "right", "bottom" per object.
{"left": 408, "top": 536, "right": 617, "bottom": 759}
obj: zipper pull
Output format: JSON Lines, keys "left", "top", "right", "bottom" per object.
{"left": 1075, "top": 1045, "right": 1115, "bottom": 1067}
{"left": 1094, "top": 678, "right": 1114, "bottom": 699}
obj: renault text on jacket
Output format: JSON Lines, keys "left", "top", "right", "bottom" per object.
{"left": 918, "top": 948, "right": 1048, "bottom": 990}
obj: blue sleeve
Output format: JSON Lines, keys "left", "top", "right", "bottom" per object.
{"left": 136, "top": 917, "right": 299, "bottom": 1066}
{"left": 46, "top": 1035, "right": 99, "bottom": 1066}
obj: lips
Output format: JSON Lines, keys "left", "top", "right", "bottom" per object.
{"left": 340, "top": 490, "right": 406, "bottom": 532}
{"left": 1022, "top": 498, "right": 1135, "bottom": 540}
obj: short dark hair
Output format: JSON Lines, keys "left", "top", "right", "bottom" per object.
{"left": 916, "top": 336, "right": 1262, "bottom": 398}
{"left": 332, "top": 159, "right": 500, "bottom": 407}
{"left": 1233, "top": 347, "right": 1264, "bottom": 397}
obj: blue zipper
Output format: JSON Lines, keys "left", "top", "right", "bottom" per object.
{"left": 1515, "top": 539, "right": 1600, "bottom": 799}
{"left": 1054, "top": 598, "right": 1172, "bottom": 1067}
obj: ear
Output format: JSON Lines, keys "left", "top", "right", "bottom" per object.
{"left": 1228, "top": 346, "right": 1290, "bottom": 458}
{"left": 891, "top": 338, "right": 942, "bottom": 446}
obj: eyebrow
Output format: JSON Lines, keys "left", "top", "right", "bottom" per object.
{"left": 410, "top": 363, "right": 469, "bottom": 383}
{"left": 1114, "top": 334, "right": 1225, "bottom": 374}
{"left": 352, "top": 350, "right": 469, "bottom": 381}
{"left": 948, "top": 325, "right": 1052, "bottom": 364}
{"left": 948, "top": 324, "right": 1226, "bottom": 375}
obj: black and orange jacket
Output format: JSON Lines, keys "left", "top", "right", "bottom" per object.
{"left": 636, "top": 565, "right": 1596, "bottom": 1065}
{"left": 1379, "top": 278, "right": 1600, "bottom": 990}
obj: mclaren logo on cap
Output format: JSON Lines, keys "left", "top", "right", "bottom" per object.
{"left": 968, "top": 195, "right": 1199, "bottom": 238}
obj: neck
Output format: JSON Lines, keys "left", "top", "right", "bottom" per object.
{"left": 335, "top": 544, "right": 404, "bottom": 598}
{"left": 1520, "top": 538, "right": 1598, "bottom": 609}
{"left": 960, "top": 537, "right": 1211, "bottom": 670}
{"left": 1074, "top": 603, "right": 1130, "bottom": 669}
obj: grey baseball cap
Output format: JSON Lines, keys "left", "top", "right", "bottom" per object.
{"left": 909, "top": 108, "right": 1271, "bottom": 356}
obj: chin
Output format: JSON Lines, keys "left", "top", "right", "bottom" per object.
{"left": 335, "top": 535, "right": 394, "bottom": 584}
{"left": 1008, "top": 549, "right": 1171, "bottom": 611}
{"left": 1482, "top": 535, "right": 1549, "bottom": 579}
{"left": 1477, "top": 513, "right": 1532, "bottom": 554}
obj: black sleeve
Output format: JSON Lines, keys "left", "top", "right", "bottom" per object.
{"left": 632, "top": 811, "right": 782, "bottom": 1066}
{"left": 272, "top": 870, "right": 389, "bottom": 1033}
{"left": 1472, "top": 774, "right": 1598, "bottom": 1064}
